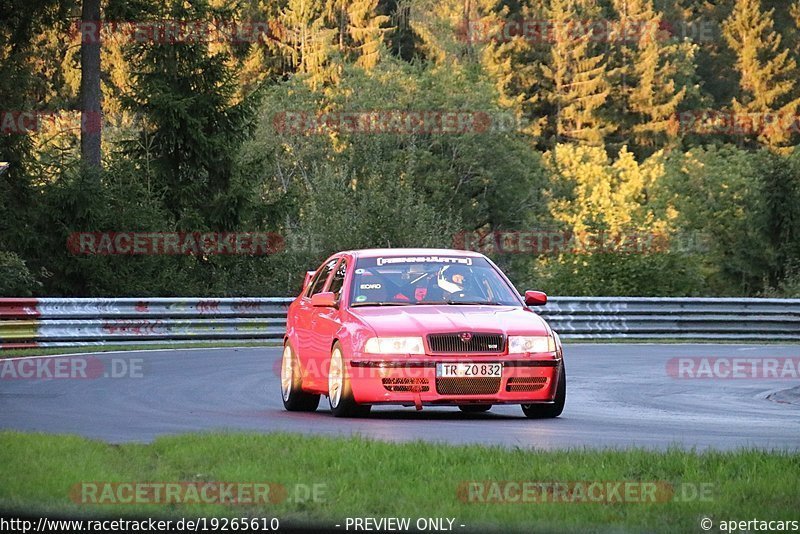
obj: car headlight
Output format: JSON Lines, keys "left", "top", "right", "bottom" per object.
{"left": 364, "top": 337, "right": 425, "bottom": 355}
{"left": 508, "top": 335, "right": 555, "bottom": 354}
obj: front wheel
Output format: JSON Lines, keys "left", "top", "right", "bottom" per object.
{"left": 280, "top": 344, "right": 320, "bottom": 412}
{"left": 328, "top": 343, "right": 371, "bottom": 418}
{"left": 521, "top": 362, "right": 566, "bottom": 419}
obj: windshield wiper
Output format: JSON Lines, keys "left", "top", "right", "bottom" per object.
{"left": 443, "top": 300, "right": 502, "bottom": 306}
{"left": 351, "top": 301, "right": 413, "bottom": 307}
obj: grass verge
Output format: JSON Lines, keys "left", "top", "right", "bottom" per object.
{"left": 1, "top": 431, "right": 797, "bottom": 533}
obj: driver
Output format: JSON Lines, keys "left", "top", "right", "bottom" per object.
{"left": 435, "top": 264, "right": 475, "bottom": 299}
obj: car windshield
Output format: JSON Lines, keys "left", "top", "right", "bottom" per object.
{"left": 349, "top": 255, "right": 521, "bottom": 307}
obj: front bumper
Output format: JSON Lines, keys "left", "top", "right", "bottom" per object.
{"left": 347, "top": 355, "right": 562, "bottom": 405}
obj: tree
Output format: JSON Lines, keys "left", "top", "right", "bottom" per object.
{"left": 723, "top": 0, "right": 800, "bottom": 149}
{"left": 80, "top": 0, "right": 102, "bottom": 169}
{"left": 378, "top": 0, "right": 422, "bottom": 61}
{"left": 122, "top": 0, "right": 257, "bottom": 230}
{"left": 540, "top": 0, "right": 613, "bottom": 146}
{"left": 278, "top": 0, "right": 339, "bottom": 88}
{"left": 0, "top": 0, "right": 69, "bottom": 252}
{"left": 609, "top": 0, "right": 689, "bottom": 152}
{"left": 327, "top": 0, "right": 390, "bottom": 69}
{"left": 760, "top": 150, "right": 800, "bottom": 286}
{"left": 545, "top": 143, "right": 667, "bottom": 237}
{"left": 659, "top": 145, "right": 774, "bottom": 295}
{"left": 476, "top": 0, "right": 550, "bottom": 142}
{"left": 793, "top": 1, "right": 800, "bottom": 29}
{"left": 241, "top": 58, "right": 550, "bottom": 270}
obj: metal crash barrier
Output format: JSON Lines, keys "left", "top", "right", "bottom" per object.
{"left": 1, "top": 296, "right": 799, "bottom": 349}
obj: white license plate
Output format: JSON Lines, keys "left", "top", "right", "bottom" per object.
{"left": 436, "top": 363, "right": 503, "bottom": 378}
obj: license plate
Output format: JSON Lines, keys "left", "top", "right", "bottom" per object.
{"left": 436, "top": 363, "right": 503, "bottom": 378}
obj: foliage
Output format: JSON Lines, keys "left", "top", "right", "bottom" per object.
{"left": 526, "top": 252, "right": 708, "bottom": 297}
{"left": 723, "top": 0, "right": 800, "bottom": 149}
{"left": 2, "top": 0, "right": 800, "bottom": 297}
{"left": 0, "top": 251, "right": 40, "bottom": 296}
{"left": 121, "top": 0, "right": 260, "bottom": 230}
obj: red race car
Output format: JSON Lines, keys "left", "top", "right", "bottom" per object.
{"left": 281, "top": 248, "right": 565, "bottom": 418}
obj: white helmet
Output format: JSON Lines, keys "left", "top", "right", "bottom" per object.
{"left": 437, "top": 265, "right": 468, "bottom": 293}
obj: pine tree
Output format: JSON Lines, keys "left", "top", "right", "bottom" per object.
{"left": 477, "top": 0, "right": 549, "bottom": 141}
{"left": 540, "top": 0, "right": 613, "bottom": 146}
{"left": 278, "top": 0, "right": 339, "bottom": 88}
{"left": 396, "top": 0, "right": 481, "bottom": 64}
{"left": 332, "top": 0, "right": 390, "bottom": 69}
{"left": 610, "top": 0, "right": 688, "bottom": 151}
{"left": 791, "top": 1, "right": 800, "bottom": 64}
{"left": 122, "top": 0, "right": 256, "bottom": 229}
{"left": 723, "top": 0, "right": 800, "bottom": 149}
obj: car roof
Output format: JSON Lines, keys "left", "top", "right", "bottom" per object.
{"left": 343, "top": 248, "right": 486, "bottom": 259}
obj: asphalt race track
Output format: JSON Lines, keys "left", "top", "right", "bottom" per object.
{"left": 1, "top": 344, "right": 798, "bottom": 450}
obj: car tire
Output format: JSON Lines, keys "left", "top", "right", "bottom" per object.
{"left": 328, "top": 342, "right": 371, "bottom": 418}
{"left": 280, "top": 343, "right": 320, "bottom": 412}
{"left": 458, "top": 404, "right": 492, "bottom": 413}
{"left": 521, "top": 362, "right": 566, "bottom": 419}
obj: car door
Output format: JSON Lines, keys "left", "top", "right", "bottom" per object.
{"left": 295, "top": 258, "right": 337, "bottom": 388}
{"left": 312, "top": 257, "right": 348, "bottom": 389}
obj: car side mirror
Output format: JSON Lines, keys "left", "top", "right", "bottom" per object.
{"left": 311, "top": 291, "right": 338, "bottom": 308}
{"left": 524, "top": 290, "right": 547, "bottom": 306}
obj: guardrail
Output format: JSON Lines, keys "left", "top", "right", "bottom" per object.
{"left": 1, "top": 296, "right": 798, "bottom": 348}
{"left": 0, "top": 298, "right": 290, "bottom": 349}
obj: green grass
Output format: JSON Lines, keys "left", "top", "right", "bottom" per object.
{"left": 1, "top": 432, "right": 797, "bottom": 533}
{"left": 0, "top": 341, "right": 282, "bottom": 359}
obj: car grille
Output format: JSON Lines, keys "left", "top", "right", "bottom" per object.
{"left": 427, "top": 333, "right": 504, "bottom": 354}
{"left": 506, "top": 376, "right": 548, "bottom": 392}
{"left": 436, "top": 377, "right": 501, "bottom": 395}
{"left": 382, "top": 378, "right": 430, "bottom": 392}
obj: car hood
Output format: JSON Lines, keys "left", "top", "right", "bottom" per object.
{"left": 348, "top": 305, "right": 550, "bottom": 337}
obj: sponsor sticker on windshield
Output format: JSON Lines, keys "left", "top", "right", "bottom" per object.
{"left": 376, "top": 256, "right": 472, "bottom": 266}
{"left": 360, "top": 283, "right": 382, "bottom": 290}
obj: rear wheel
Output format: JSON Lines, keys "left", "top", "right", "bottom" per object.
{"left": 521, "top": 362, "right": 566, "bottom": 419}
{"left": 459, "top": 404, "right": 492, "bottom": 413}
{"left": 328, "top": 343, "right": 371, "bottom": 418}
{"left": 280, "top": 344, "right": 320, "bottom": 412}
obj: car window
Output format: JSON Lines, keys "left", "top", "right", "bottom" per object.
{"left": 349, "top": 256, "right": 521, "bottom": 306}
{"left": 327, "top": 258, "right": 348, "bottom": 300}
{"left": 306, "top": 259, "right": 337, "bottom": 297}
